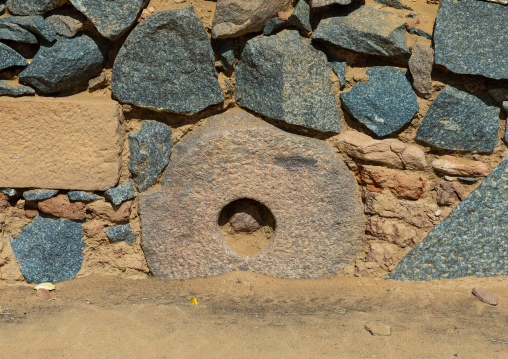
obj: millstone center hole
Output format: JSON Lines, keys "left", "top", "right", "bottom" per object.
{"left": 219, "top": 199, "right": 276, "bottom": 256}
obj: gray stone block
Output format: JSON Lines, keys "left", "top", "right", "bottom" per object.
{"left": 263, "top": 18, "right": 287, "bottom": 36}
{"left": 106, "top": 224, "right": 136, "bottom": 245}
{"left": 0, "top": 42, "right": 27, "bottom": 71}
{"left": 0, "top": 15, "right": 57, "bottom": 42}
{"left": 105, "top": 180, "right": 136, "bottom": 206}
{"left": 10, "top": 215, "right": 85, "bottom": 283}
{"left": 386, "top": 156, "right": 508, "bottom": 280}
{"left": 6, "top": 0, "right": 65, "bottom": 15}
{"left": 236, "top": 30, "right": 341, "bottom": 133}
{"left": 434, "top": 0, "right": 508, "bottom": 80}
{"left": 0, "top": 22, "right": 38, "bottom": 43}
{"left": 128, "top": 121, "right": 173, "bottom": 192}
{"left": 416, "top": 86, "right": 500, "bottom": 152}
{"left": 112, "top": 5, "right": 224, "bottom": 115}
{"left": 215, "top": 39, "right": 235, "bottom": 70}
{"left": 341, "top": 67, "right": 419, "bottom": 137}
{"left": 408, "top": 41, "right": 433, "bottom": 99}
{"left": 288, "top": 0, "right": 312, "bottom": 32}
{"left": 68, "top": 191, "right": 102, "bottom": 202}
{"left": 23, "top": 189, "right": 58, "bottom": 201}
{"left": 0, "top": 80, "right": 35, "bottom": 97}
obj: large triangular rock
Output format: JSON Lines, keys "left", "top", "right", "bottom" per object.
{"left": 386, "top": 156, "right": 508, "bottom": 281}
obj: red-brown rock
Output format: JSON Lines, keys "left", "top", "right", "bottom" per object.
{"left": 36, "top": 288, "right": 52, "bottom": 300}
{"left": 86, "top": 200, "right": 131, "bottom": 223}
{"left": 38, "top": 195, "right": 86, "bottom": 220}
{"left": 432, "top": 155, "right": 491, "bottom": 177}
{"left": 472, "top": 287, "right": 499, "bottom": 306}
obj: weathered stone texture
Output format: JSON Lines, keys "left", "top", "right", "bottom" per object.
{"left": 432, "top": 155, "right": 491, "bottom": 177}
{"left": 105, "top": 180, "right": 136, "bottom": 206}
{"left": 0, "top": 80, "right": 34, "bottom": 97}
{"left": 139, "top": 109, "right": 364, "bottom": 279}
{"left": 6, "top": 0, "right": 65, "bottom": 15}
{"left": 45, "top": 11, "right": 86, "bottom": 38}
{"left": 408, "top": 41, "right": 433, "bottom": 98}
{"left": 0, "top": 22, "right": 38, "bottom": 43}
{"left": 311, "top": 0, "right": 352, "bottom": 8}
{"left": 0, "top": 42, "right": 27, "bottom": 71}
{"left": 374, "top": 0, "right": 413, "bottom": 10}
{"left": 23, "top": 190, "right": 58, "bottom": 201}
{"left": 38, "top": 195, "right": 86, "bottom": 221}
{"left": 0, "top": 15, "right": 57, "bottom": 42}
{"left": 288, "top": 0, "right": 312, "bottom": 32}
{"left": 106, "top": 224, "right": 137, "bottom": 245}
{"left": 0, "top": 97, "right": 123, "bottom": 191}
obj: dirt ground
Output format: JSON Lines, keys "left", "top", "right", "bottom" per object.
{"left": 1, "top": 273, "right": 508, "bottom": 358}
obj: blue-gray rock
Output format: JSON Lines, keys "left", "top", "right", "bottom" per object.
{"left": 129, "top": 121, "right": 173, "bottom": 192}
{"left": 68, "top": 0, "right": 147, "bottom": 40}
{"left": 6, "top": 0, "right": 65, "bottom": 15}
{"left": 288, "top": 0, "right": 312, "bottom": 32}
{"left": 341, "top": 67, "right": 419, "bottom": 137}
{"left": 409, "top": 28, "right": 432, "bottom": 40}
{"left": 23, "top": 189, "right": 58, "bottom": 201}
{"left": 312, "top": 5, "right": 410, "bottom": 60}
{"left": 106, "top": 224, "right": 136, "bottom": 245}
{"left": 0, "top": 22, "right": 38, "bottom": 43}
{"left": 45, "top": 12, "right": 86, "bottom": 38}
{"left": 458, "top": 177, "right": 483, "bottom": 183}
{"left": 112, "top": 5, "right": 224, "bottom": 115}
{"left": 105, "top": 180, "right": 136, "bottom": 206}
{"left": 0, "top": 15, "right": 57, "bottom": 42}
{"left": 263, "top": 18, "right": 287, "bottom": 36}
{"left": 374, "top": 0, "right": 413, "bottom": 10}
{"left": 216, "top": 39, "right": 235, "bottom": 70}
{"left": 386, "top": 156, "right": 508, "bottom": 281}
{"left": 2, "top": 188, "right": 17, "bottom": 197}
{"left": 434, "top": 0, "right": 508, "bottom": 80}
{"left": 236, "top": 30, "right": 341, "bottom": 133}
{"left": 10, "top": 215, "right": 85, "bottom": 283}
{"left": 327, "top": 56, "right": 347, "bottom": 87}
{"left": 18, "top": 34, "right": 106, "bottom": 94}
{"left": 68, "top": 191, "right": 102, "bottom": 202}
{"left": 0, "top": 80, "right": 35, "bottom": 97}
{"left": 0, "top": 42, "right": 27, "bottom": 71}
{"left": 416, "top": 86, "right": 500, "bottom": 152}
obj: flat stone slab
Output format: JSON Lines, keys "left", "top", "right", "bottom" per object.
{"left": 139, "top": 109, "right": 364, "bottom": 279}
{"left": 6, "top": 0, "right": 65, "bottom": 15}
{"left": 434, "top": 0, "right": 508, "bottom": 80}
{"left": 0, "top": 22, "right": 38, "bottom": 43}
{"left": 23, "top": 189, "right": 58, "bottom": 201}
{"left": 0, "top": 15, "right": 57, "bottom": 42}
{"left": 387, "top": 155, "right": 508, "bottom": 280}
{"left": 236, "top": 30, "right": 341, "bottom": 133}
{"left": 0, "top": 80, "right": 34, "bottom": 97}
{"left": 0, "top": 97, "right": 123, "bottom": 191}
{"left": 112, "top": 5, "right": 223, "bottom": 115}
{"left": 416, "top": 86, "right": 500, "bottom": 152}
{"left": 10, "top": 215, "right": 85, "bottom": 284}
{"left": 312, "top": 5, "right": 410, "bottom": 60}
{"left": 341, "top": 67, "right": 419, "bottom": 137}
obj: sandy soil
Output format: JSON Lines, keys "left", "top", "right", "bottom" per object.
{"left": 2, "top": 273, "right": 508, "bottom": 358}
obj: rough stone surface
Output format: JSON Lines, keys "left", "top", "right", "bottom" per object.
{"left": 68, "top": 191, "right": 102, "bottom": 202}
{"left": 236, "top": 30, "right": 341, "bottom": 133}
{"left": 386, "top": 156, "right": 508, "bottom": 281}
{"left": 0, "top": 15, "right": 57, "bottom": 42}
{"left": 19, "top": 34, "right": 106, "bottom": 94}
{"left": 409, "top": 28, "right": 432, "bottom": 40}
{"left": 2, "top": 188, "right": 17, "bottom": 197}
{"left": 434, "top": 0, "right": 508, "bottom": 80}
{"left": 437, "top": 181, "right": 464, "bottom": 206}
{"left": 376, "top": 0, "right": 413, "bottom": 10}
{"left": 38, "top": 195, "right": 86, "bottom": 221}
{"left": 23, "top": 190, "right": 58, "bottom": 201}
{"left": 10, "top": 215, "right": 85, "bottom": 284}
{"left": 6, "top": 0, "right": 65, "bottom": 15}
{"left": 106, "top": 224, "right": 136, "bottom": 245}
{"left": 112, "top": 5, "right": 224, "bottom": 115}
{"left": 312, "top": 5, "right": 410, "bottom": 60}
{"left": 472, "top": 287, "right": 499, "bottom": 306}
{"left": 408, "top": 41, "right": 433, "bottom": 99}
{"left": 139, "top": 109, "right": 364, "bottom": 279}
{"left": 129, "top": 120, "right": 173, "bottom": 192}
{"left": 212, "top": 0, "right": 289, "bottom": 39}
{"left": 0, "top": 97, "right": 123, "bottom": 191}
{"left": 86, "top": 200, "right": 131, "bottom": 223}
{"left": 311, "top": 0, "right": 352, "bottom": 8}
{"left": 416, "top": 86, "right": 500, "bottom": 152}
{"left": 0, "top": 22, "right": 38, "bottom": 43}
{"left": 216, "top": 39, "right": 235, "bottom": 70}
{"left": 105, "top": 180, "right": 136, "bottom": 206}
{"left": 0, "top": 42, "right": 27, "bottom": 71}
{"left": 327, "top": 56, "right": 347, "bottom": 87}
{"left": 288, "top": 0, "right": 312, "bottom": 32}
{"left": 68, "top": 0, "right": 146, "bottom": 40}
{"left": 365, "top": 321, "right": 392, "bottom": 336}
{"left": 366, "top": 217, "right": 416, "bottom": 248}
{"left": 432, "top": 156, "right": 491, "bottom": 177}
{"left": 45, "top": 12, "right": 86, "bottom": 38}
{"left": 0, "top": 80, "right": 35, "bottom": 97}
{"left": 341, "top": 67, "right": 419, "bottom": 137}
{"left": 263, "top": 18, "right": 287, "bottom": 35}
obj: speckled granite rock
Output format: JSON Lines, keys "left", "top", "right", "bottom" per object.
{"left": 236, "top": 30, "right": 341, "bottom": 133}
{"left": 6, "top": 0, "right": 66, "bottom": 15}
{"left": 68, "top": 191, "right": 102, "bottom": 202}
{"left": 105, "top": 180, "right": 136, "bottom": 206}
{"left": 212, "top": 0, "right": 289, "bottom": 39}
{"left": 215, "top": 39, "right": 235, "bottom": 70}
{"left": 23, "top": 189, "right": 58, "bottom": 201}
{"left": 408, "top": 41, "right": 433, "bottom": 99}
{"left": 341, "top": 67, "right": 419, "bottom": 137}
{"left": 112, "top": 5, "right": 223, "bottom": 115}
{"left": 45, "top": 12, "right": 86, "bottom": 38}
{"left": 387, "top": 156, "right": 508, "bottom": 280}
{"left": 10, "top": 215, "right": 85, "bottom": 283}
{"left": 311, "top": 0, "right": 352, "bottom": 8}
{"left": 0, "top": 22, "right": 38, "bottom": 43}
{"left": 139, "top": 109, "right": 364, "bottom": 279}
{"left": 263, "top": 18, "right": 287, "bottom": 35}
{"left": 19, "top": 35, "right": 106, "bottom": 94}
{"left": 0, "top": 42, "right": 27, "bottom": 71}
{"left": 0, "top": 15, "right": 57, "bottom": 42}
{"left": 0, "top": 80, "right": 35, "bottom": 96}
{"left": 288, "top": 0, "right": 312, "bottom": 32}
{"left": 68, "top": 0, "right": 147, "bottom": 40}
{"left": 106, "top": 224, "right": 136, "bottom": 245}
{"left": 327, "top": 56, "right": 347, "bottom": 87}
{"left": 434, "top": 0, "right": 508, "bottom": 80}
{"left": 416, "top": 86, "right": 500, "bottom": 152}
{"left": 129, "top": 121, "right": 173, "bottom": 192}
{"left": 374, "top": 0, "right": 413, "bottom": 10}
{"left": 312, "top": 5, "right": 410, "bottom": 60}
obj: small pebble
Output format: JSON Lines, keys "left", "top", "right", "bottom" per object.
{"left": 365, "top": 321, "right": 391, "bottom": 336}
{"left": 472, "top": 287, "right": 498, "bottom": 306}
{"left": 36, "top": 288, "right": 52, "bottom": 300}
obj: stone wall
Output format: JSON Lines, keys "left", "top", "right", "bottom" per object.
{"left": 0, "top": 0, "right": 507, "bottom": 283}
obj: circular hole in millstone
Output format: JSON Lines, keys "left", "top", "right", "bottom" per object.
{"left": 219, "top": 199, "right": 276, "bottom": 256}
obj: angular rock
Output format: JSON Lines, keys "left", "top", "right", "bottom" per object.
{"left": 263, "top": 18, "right": 287, "bottom": 35}
{"left": 401, "top": 146, "right": 426, "bottom": 171}
{"left": 38, "top": 195, "right": 86, "bottom": 221}
{"left": 23, "top": 190, "right": 58, "bottom": 201}
{"left": 106, "top": 224, "right": 136, "bottom": 245}
{"left": 409, "top": 28, "right": 432, "bottom": 40}
{"left": 139, "top": 109, "right": 364, "bottom": 279}
{"left": 68, "top": 0, "right": 147, "bottom": 40}
{"left": 437, "top": 181, "right": 465, "bottom": 206}
{"left": 2, "top": 188, "right": 17, "bottom": 197}
{"left": 341, "top": 67, "right": 419, "bottom": 137}
{"left": 45, "top": 12, "right": 86, "bottom": 38}
{"left": 0, "top": 80, "right": 35, "bottom": 97}
{"left": 68, "top": 191, "right": 102, "bottom": 202}
{"left": 6, "top": 0, "right": 65, "bottom": 15}
{"left": 472, "top": 287, "right": 499, "bottom": 306}
{"left": 129, "top": 121, "right": 173, "bottom": 192}
{"left": 86, "top": 200, "right": 131, "bottom": 223}
{"left": 0, "top": 15, "right": 57, "bottom": 42}
{"left": 288, "top": 0, "right": 312, "bottom": 32}
{"left": 0, "top": 42, "right": 27, "bottom": 71}
{"left": 236, "top": 30, "right": 341, "bottom": 133}
{"left": 215, "top": 39, "right": 235, "bottom": 70}
{"left": 105, "top": 180, "right": 136, "bottom": 206}
{"left": 0, "top": 97, "right": 123, "bottom": 191}
{"left": 365, "top": 321, "right": 391, "bottom": 336}
{"left": 434, "top": 0, "right": 508, "bottom": 80}
{"left": 374, "top": 0, "right": 413, "bottom": 10}
{"left": 312, "top": 5, "right": 410, "bottom": 60}
{"left": 10, "top": 215, "right": 85, "bottom": 283}
{"left": 416, "top": 86, "right": 500, "bottom": 152}
{"left": 112, "top": 5, "right": 224, "bottom": 115}
{"left": 366, "top": 217, "right": 416, "bottom": 248}
{"left": 0, "top": 23, "right": 38, "bottom": 43}
{"left": 408, "top": 41, "right": 433, "bottom": 99}
{"left": 311, "top": 0, "right": 352, "bottom": 8}
{"left": 432, "top": 156, "right": 491, "bottom": 177}
{"left": 386, "top": 156, "right": 508, "bottom": 280}
{"left": 327, "top": 56, "right": 347, "bottom": 87}
{"left": 19, "top": 34, "right": 106, "bottom": 94}
{"left": 212, "top": 0, "right": 289, "bottom": 39}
